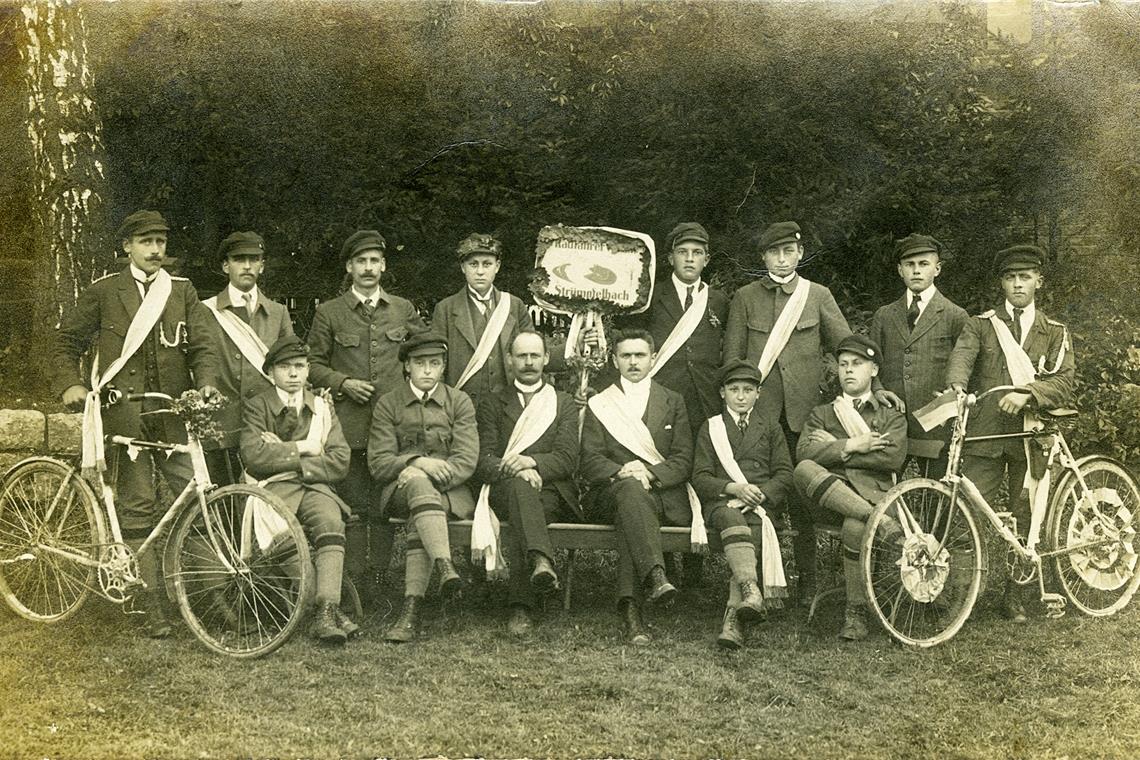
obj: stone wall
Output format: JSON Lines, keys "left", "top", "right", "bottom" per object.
{"left": 0, "top": 409, "right": 82, "bottom": 473}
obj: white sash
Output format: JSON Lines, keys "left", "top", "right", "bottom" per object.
{"left": 455, "top": 293, "right": 512, "bottom": 390}
{"left": 81, "top": 269, "right": 173, "bottom": 474}
{"left": 472, "top": 384, "right": 559, "bottom": 576}
{"left": 204, "top": 295, "right": 272, "bottom": 381}
{"left": 588, "top": 386, "right": 708, "bottom": 551}
{"left": 707, "top": 415, "right": 787, "bottom": 598}
{"left": 756, "top": 276, "right": 811, "bottom": 380}
{"left": 833, "top": 396, "right": 872, "bottom": 437}
{"left": 648, "top": 284, "right": 709, "bottom": 378}
{"left": 988, "top": 314, "right": 1049, "bottom": 550}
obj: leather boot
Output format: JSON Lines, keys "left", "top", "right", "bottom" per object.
{"left": 646, "top": 565, "right": 678, "bottom": 606}
{"left": 334, "top": 608, "right": 361, "bottom": 639}
{"left": 737, "top": 580, "right": 766, "bottom": 624}
{"left": 530, "top": 553, "right": 558, "bottom": 593}
{"left": 435, "top": 558, "right": 463, "bottom": 601}
{"left": 508, "top": 606, "right": 533, "bottom": 636}
{"left": 1002, "top": 582, "right": 1028, "bottom": 624}
{"left": 839, "top": 604, "right": 869, "bottom": 641}
{"left": 311, "top": 601, "right": 347, "bottom": 644}
{"left": 384, "top": 596, "right": 421, "bottom": 643}
{"left": 717, "top": 606, "right": 744, "bottom": 650}
{"left": 142, "top": 590, "right": 172, "bottom": 639}
{"left": 619, "top": 597, "right": 651, "bottom": 646}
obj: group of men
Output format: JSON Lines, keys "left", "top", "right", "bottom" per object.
{"left": 50, "top": 209, "right": 1074, "bottom": 648}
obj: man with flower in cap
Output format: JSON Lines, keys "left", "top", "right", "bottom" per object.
{"left": 946, "top": 244, "right": 1074, "bottom": 623}
{"left": 368, "top": 331, "right": 479, "bottom": 643}
{"left": 202, "top": 231, "right": 295, "bottom": 485}
{"left": 431, "top": 233, "right": 534, "bottom": 411}
{"left": 241, "top": 335, "right": 357, "bottom": 643}
{"left": 50, "top": 209, "right": 220, "bottom": 638}
{"left": 308, "top": 229, "right": 426, "bottom": 605}
{"left": 869, "top": 234, "right": 968, "bottom": 478}
{"left": 794, "top": 334, "right": 908, "bottom": 641}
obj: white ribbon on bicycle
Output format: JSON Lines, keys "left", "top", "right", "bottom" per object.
{"left": 241, "top": 395, "right": 333, "bottom": 553}
{"left": 989, "top": 314, "right": 1050, "bottom": 551}
{"left": 81, "top": 269, "right": 173, "bottom": 477}
{"left": 707, "top": 414, "right": 786, "bottom": 600}
{"left": 472, "top": 384, "right": 558, "bottom": 578}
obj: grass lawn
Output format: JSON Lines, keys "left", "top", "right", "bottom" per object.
{"left": 3, "top": 551, "right": 1139, "bottom": 760}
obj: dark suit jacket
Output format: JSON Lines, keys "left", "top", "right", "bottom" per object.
{"left": 692, "top": 410, "right": 794, "bottom": 519}
{"left": 580, "top": 381, "right": 694, "bottom": 526}
{"left": 619, "top": 280, "right": 729, "bottom": 437}
{"left": 722, "top": 275, "right": 851, "bottom": 432}
{"left": 869, "top": 288, "right": 968, "bottom": 452}
{"left": 367, "top": 382, "right": 479, "bottom": 518}
{"left": 945, "top": 306, "right": 1075, "bottom": 459}
{"left": 797, "top": 396, "right": 908, "bottom": 505}
{"left": 430, "top": 287, "right": 534, "bottom": 406}
{"left": 206, "top": 288, "right": 295, "bottom": 448}
{"left": 307, "top": 288, "right": 426, "bottom": 449}
{"left": 239, "top": 388, "right": 351, "bottom": 516}
{"left": 50, "top": 268, "right": 220, "bottom": 444}
{"left": 475, "top": 385, "right": 580, "bottom": 518}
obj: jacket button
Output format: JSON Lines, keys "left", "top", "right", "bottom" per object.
{"left": 129, "top": 369, "right": 137, "bottom": 374}
{"left": 904, "top": 348, "right": 911, "bottom": 354}
{"left": 234, "top": 353, "right": 241, "bottom": 360}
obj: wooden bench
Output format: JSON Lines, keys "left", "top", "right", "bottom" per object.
{"left": 388, "top": 518, "right": 797, "bottom": 610}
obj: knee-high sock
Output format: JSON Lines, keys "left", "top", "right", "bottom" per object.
{"left": 722, "top": 532, "right": 759, "bottom": 585}
{"left": 726, "top": 578, "right": 742, "bottom": 609}
{"left": 410, "top": 507, "right": 451, "bottom": 562}
{"left": 403, "top": 524, "right": 431, "bottom": 597}
{"left": 314, "top": 545, "right": 344, "bottom": 606}
{"left": 843, "top": 549, "right": 864, "bottom": 607}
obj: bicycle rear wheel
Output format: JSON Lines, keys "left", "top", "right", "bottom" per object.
{"left": 1047, "top": 456, "right": 1140, "bottom": 616}
{"left": 0, "top": 458, "right": 104, "bottom": 622}
{"left": 166, "top": 484, "right": 311, "bottom": 658}
{"left": 862, "top": 479, "right": 985, "bottom": 648}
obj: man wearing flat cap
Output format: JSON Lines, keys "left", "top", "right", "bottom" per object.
{"left": 430, "top": 233, "right": 534, "bottom": 411}
{"left": 201, "top": 231, "right": 296, "bottom": 485}
{"left": 50, "top": 209, "right": 220, "bottom": 638}
{"left": 240, "top": 335, "right": 358, "bottom": 643}
{"left": 307, "top": 229, "right": 426, "bottom": 604}
{"left": 794, "top": 334, "right": 908, "bottom": 641}
{"left": 946, "top": 244, "right": 1074, "bottom": 623}
{"left": 869, "top": 234, "right": 967, "bottom": 477}
{"left": 368, "top": 332, "right": 479, "bottom": 643}
{"left": 692, "top": 359, "right": 794, "bottom": 649}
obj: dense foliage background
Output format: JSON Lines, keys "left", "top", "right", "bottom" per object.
{"left": 1, "top": 0, "right": 1137, "bottom": 458}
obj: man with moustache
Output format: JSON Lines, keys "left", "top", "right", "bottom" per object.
{"left": 475, "top": 331, "right": 580, "bottom": 634}
{"left": 51, "top": 210, "right": 220, "bottom": 638}
{"left": 308, "top": 230, "right": 426, "bottom": 605}
{"left": 202, "top": 231, "right": 295, "bottom": 485}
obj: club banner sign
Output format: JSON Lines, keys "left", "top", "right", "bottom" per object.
{"left": 530, "top": 225, "right": 655, "bottom": 315}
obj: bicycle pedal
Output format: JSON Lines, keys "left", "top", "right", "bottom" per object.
{"left": 1042, "top": 593, "right": 1066, "bottom": 619}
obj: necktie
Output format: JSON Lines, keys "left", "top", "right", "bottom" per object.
{"left": 237, "top": 292, "right": 253, "bottom": 324}
{"left": 737, "top": 412, "right": 749, "bottom": 436}
{"left": 852, "top": 398, "right": 863, "bottom": 412}
{"left": 907, "top": 293, "right": 921, "bottom": 331}
{"left": 361, "top": 298, "right": 374, "bottom": 320}
{"left": 1012, "top": 308, "right": 1024, "bottom": 345}
{"left": 684, "top": 285, "right": 694, "bottom": 312}
{"left": 520, "top": 391, "right": 534, "bottom": 408}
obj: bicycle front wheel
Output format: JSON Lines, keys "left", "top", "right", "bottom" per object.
{"left": 863, "top": 479, "right": 985, "bottom": 648}
{"left": 0, "top": 458, "right": 104, "bottom": 622}
{"left": 166, "top": 484, "right": 312, "bottom": 658}
{"left": 1047, "top": 456, "right": 1140, "bottom": 616}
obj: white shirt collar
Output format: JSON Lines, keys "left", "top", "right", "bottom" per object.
{"left": 619, "top": 376, "right": 652, "bottom": 420}
{"left": 409, "top": 381, "right": 438, "bottom": 401}
{"left": 275, "top": 386, "right": 303, "bottom": 411}
{"left": 228, "top": 283, "right": 259, "bottom": 312}
{"left": 908, "top": 284, "right": 937, "bottom": 312}
{"left": 128, "top": 263, "right": 154, "bottom": 284}
{"left": 514, "top": 378, "right": 544, "bottom": 394}
{"left": 768, "top": 271, "right": 797, "bottom": 285}
{"left": 468, "top": 285, "right": 495, "bottom": 303}
{"left": 726, "top": 406, "right": 754, "bottom": 426}
{"left": 1004, "top": 301, "right": 1035, "bottom": 345}
{"left": 843, "top": 390, "right": 874, "bottom": 406}
{"left": 671, "top": 273, "right": 703, "bottom": 306}
{"left": 352, "top": 286, "right": 380, "bottom": 307}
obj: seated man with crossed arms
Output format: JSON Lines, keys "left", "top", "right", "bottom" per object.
{"left": 580, "top": 328, "right": 705, "bottom": 646}
{"left": 692, "top": 360, "right": 794, "bottom": 650}
{"left": 793, "top": 335, "right": 907, "bottom": 642}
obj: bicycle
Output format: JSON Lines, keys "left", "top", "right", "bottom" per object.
{"left": 861, "top": 385, "right": 1140, "bottom": 647}
{"left": 0, "top": 391, "right": 314, "bottom": 658}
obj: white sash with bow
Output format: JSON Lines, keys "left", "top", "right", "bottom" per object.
{"left": 81, "top": 269, "right": 173, "bottom": 475}
{"left": 471, "top": 384, "right": 559, "bottom": 576}
{"left": 588, "top": 386, "right": 708, "bottom": 551}
{"left": 988, "top": 313, "right": 1050, "bottom": 550}
{"left": 204, "top": 295, "right": 271, "bottom": 381}
{"left": 648, "top": 284, "right": 709, "bottom": 378}
{"left": 455, "top": 293, "right": 512, "bottom": 390}
{"left": 833, "top": 396, "right": 872, "bottom": 437}
{"left": 756, "top": 276, "right": 811, "bottom": 380}
{"left": 707, "top": 414, "right": 787, "bottom": 598}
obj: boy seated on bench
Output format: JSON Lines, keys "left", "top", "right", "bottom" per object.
{"left": 368, "top": 331, "right": 479, "bottom": 643}
{"left": 475, "top": 331, "right": 580, "bottom": 635}
{"left": 794, "top": 335, "right": 907, "bottom": 641}
{"left": 240, "top": 335, "right": 357, "bottom": 644}
{"left": 581, "top": 328, "right": 705, "bottom": 646}
{"left": 692, "top": 360, "right": 793, "bottom": 650}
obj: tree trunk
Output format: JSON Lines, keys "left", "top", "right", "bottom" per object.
{"left": 21, "top": 0, "right": 109, "bottom": 333}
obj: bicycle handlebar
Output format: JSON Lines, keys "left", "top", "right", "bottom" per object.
{"left": 965, "top": 385, "right": 1029, "bottom": 407}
